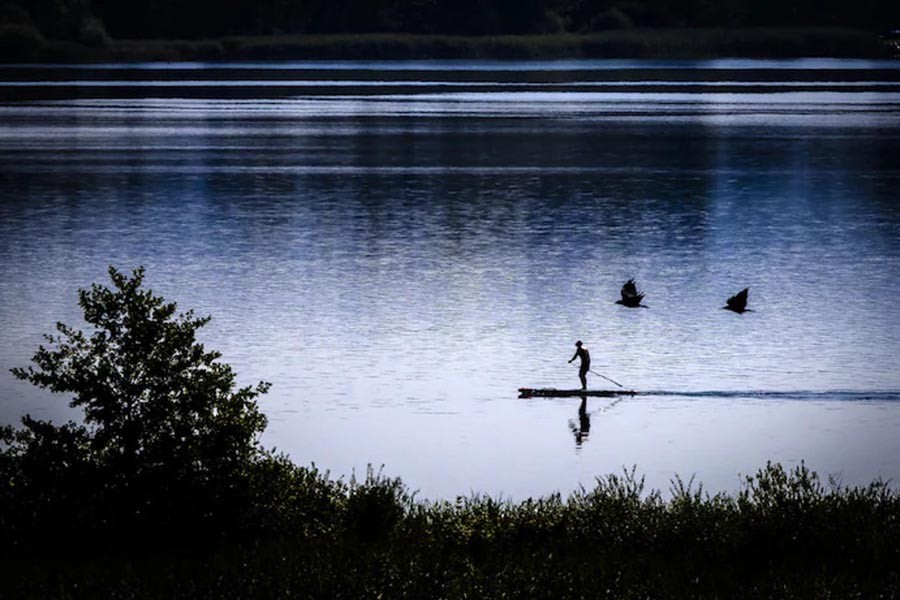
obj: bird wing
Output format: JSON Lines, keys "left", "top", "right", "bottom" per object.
{"left": 726, "top": 288, "right": 749, "bottom": 310}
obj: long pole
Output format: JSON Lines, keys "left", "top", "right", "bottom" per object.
{"left": 591, "top": 369, "right": 624, "bottom": 388}
{"left": 570, "top": 363, "right": 624, "bottom": 388}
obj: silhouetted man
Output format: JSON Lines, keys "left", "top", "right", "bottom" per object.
{"left": 568, "top": 340, "right": 590, "bottom": 390}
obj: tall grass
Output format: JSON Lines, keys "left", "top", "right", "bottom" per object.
{"left": 2, "top": 462, "right": 898, "bottom": 598}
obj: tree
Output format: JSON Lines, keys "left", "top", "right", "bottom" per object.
{"left": 5, "top": 266, "right": 271, "bottom": 542}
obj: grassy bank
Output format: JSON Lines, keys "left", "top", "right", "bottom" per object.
{"left": 2, "top": 463, "right": 899, "bottom": 599}
{"left": 3, "top": 28, "right": 892, "bottom": 63}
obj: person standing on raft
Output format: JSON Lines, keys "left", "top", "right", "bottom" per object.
{"left": 568, "top": 340, "right": 591, "bottom": 390}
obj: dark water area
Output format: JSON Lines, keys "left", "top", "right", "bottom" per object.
{"left": 1, "top": 59, "right": 898, "bottom": 498}
{"left": 2, "top": 58, "right": 900, "bottom": 99}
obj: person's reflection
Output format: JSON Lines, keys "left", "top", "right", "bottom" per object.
{"left": 569, "top": 395, "right": 591, "bottom": 450}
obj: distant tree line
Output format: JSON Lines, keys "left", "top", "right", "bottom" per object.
{"left": 2, "top": 0, "right": 898, "bottom": 42}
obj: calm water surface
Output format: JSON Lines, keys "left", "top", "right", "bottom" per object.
{"left": 1, "top": 59, "right": 899, "bottom": 499}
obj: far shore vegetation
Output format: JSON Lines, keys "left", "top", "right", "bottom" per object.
{"left": 2, "top": 266, "right": 900, "bottom": 598}
{"left": 2, "top": 29, "right": 894, "bottom": 63}
{"left": 1, "top": 0, "right": 897, "bottom": 62}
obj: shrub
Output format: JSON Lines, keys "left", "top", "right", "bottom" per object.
{"left": 5, "top": 266, "right": 272, "bottom": 545}
{"left": 345, "top": 466, "right": 411, "bottom": 543}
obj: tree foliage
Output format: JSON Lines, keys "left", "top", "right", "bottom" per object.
{"left": 3, "top": 266, "right": 271, "bottom": 545}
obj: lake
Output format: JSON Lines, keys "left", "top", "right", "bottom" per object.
{"left": 1, "top": 58, "right": 899, "bottom": 499}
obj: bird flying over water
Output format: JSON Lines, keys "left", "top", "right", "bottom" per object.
{"left": 616, "top": 278, "right": 647, "bottom": 308}
{"left": 724, "top": 288, "right": 751, "bottom": 313}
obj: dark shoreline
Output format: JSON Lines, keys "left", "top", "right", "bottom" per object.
{"left": 3, "top": 463, "right": 899, "bottom": 599}
{"left": 4, "top": 28, "right": 894, "bottom": 64}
